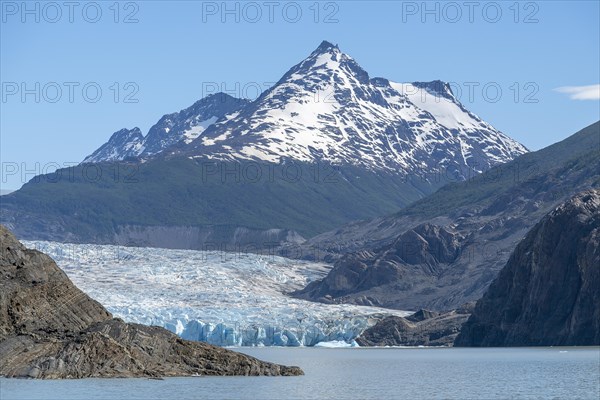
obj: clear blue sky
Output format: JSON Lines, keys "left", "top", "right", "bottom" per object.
{"left": 1, "top": 0, "right": 599, "bottom": 190}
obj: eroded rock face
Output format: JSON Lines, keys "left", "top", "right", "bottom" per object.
{"left": 0, "top": 227, "right": 112, "bottom": 341}
{"left": 0, "top": 225, "right": 303, "bottom": 378}
{"left": 455, "top": 190, "right": 600, "bottom": 346}
{"left": 293, "top": 224, "right": 465, "bottom": 307}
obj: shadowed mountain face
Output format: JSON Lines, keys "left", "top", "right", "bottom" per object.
{"left": 0, "top": 225, "right": 303, "bottom": 378}
{"left": 455, "top": 190, "right": 600, "bottom": 346}
{"left": 0, "top": 41, "right": 526, "bottom": 248}
{"left": 292, "top": 122, "right": 600, "bottom": 311}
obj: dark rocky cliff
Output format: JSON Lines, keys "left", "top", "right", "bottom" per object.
{"left": 0, "top": 225, "right": 303, "bottom": 378}
{"left": 455, "top": 190, "right": 600, "bottom": 346}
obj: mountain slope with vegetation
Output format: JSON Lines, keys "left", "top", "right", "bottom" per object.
{"left": 0, "top": 160, "right": 435, "bottom": 244}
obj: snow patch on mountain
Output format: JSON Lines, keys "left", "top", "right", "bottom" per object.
{"left": 183, "top": 116, "right": 218, "bottom": 144}
{"left": 391, "top": 82, "right": 477, "bottom": 130}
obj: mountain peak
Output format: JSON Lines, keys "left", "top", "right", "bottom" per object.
{"left": 177, "top": 40, "right": 527, "bottom": 173}
{"left": 83, "top": 95, "right": 249, "bottom": 163}
{"left": 192, "top": 92, "right": 247, "bottom": 108}
{"left": 83, "top": 127, "right": 144, "bottom": 164}
{"left": 204, "top": 92, "right": 238, "bottom": 101}
{"left": 109, "top": 127, "right": 142, "bottom": 142}
{"left": 314, "top": 40, "right": 339, "bottom": 53}
{"left": 280, "top": 40, "right": 369, "bottom": 85}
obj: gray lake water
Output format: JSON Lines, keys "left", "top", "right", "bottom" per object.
{"left": 1, "top": 347, "right": 599, "bottom": 400}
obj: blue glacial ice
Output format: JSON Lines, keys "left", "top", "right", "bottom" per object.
{"left": 25, "top": 241, "right": 411, "bottom": 347}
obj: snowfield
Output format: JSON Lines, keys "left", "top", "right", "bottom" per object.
{"left": 25, "top": 241, "right": 411, "bottom": 347}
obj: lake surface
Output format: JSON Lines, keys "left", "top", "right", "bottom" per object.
{"left": 1, "top": 347, "right": 598, "bottom": 400}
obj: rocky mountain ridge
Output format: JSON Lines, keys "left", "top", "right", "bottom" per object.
{"left": 357, "top": 304, "right": 474, "bottom": 347}
{"left": 83, "top": 93, "right": 249, "bottom": 163}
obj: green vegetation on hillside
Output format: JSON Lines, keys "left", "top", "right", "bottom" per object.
{"left": 2, "top": 158, "right": 446, "bottom": 239}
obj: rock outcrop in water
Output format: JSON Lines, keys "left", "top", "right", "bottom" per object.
{"left": 455, "top": 190, "right": 600, "bottom": 346}
{"left": 0, "top": 225, "right": 303, "bottom": 378}
{"left": 356, "top": 304, "right": 473, "bottom": 347}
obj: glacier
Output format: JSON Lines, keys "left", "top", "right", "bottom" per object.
{"left": 24, "top": 241, "right": 411, "bottom": 347}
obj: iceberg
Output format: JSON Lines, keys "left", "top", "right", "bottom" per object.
{"left": 25, "top": 241, "right": 411, "bottom": 346}
{"left": 314, "top": 340, "right": 359, "bottom": 348}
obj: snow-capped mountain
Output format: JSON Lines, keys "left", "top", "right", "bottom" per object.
{"left": 85, "top": 40, "right": 527, "bottom": 176}
{"left": 83, "top": 93, "right": 249, "bottom": 163}
{"left": 179, "top": 40, "right": 527, "bottom": 175}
